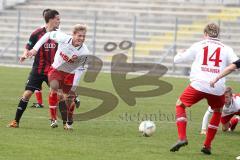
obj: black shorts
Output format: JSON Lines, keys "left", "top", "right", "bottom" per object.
{"left": 25, "top": 72, "right": 49, "bottom": 92}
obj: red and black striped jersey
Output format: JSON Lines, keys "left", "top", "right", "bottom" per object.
{"left": 26, "top": 27, "right": 58, "bottom": 75}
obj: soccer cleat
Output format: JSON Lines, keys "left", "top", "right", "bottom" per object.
{"left": 201, "top": 146, "right": 211, "bottom": 155}
{"left": 50, "top": 120, "right": 58, "bottom": 128}
{"left": 170, "top": 139, "right": 188, "bottom": 152}
{"left": 63, "top": 123, "right": 73, "bottom": 131}
{"left": 75, "top": 98, "right": 80, "bottom": 109}
{"left": 7, "top": 120, "right": 19, "bottom": 128}
{"left": 31, "top": 103, "right": 44, "bottom": 108}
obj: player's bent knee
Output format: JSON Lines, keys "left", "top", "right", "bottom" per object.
{"left": 22, "top": 90, "right": 34, "bottom": 100}
{"left": 50, "top": 80, "right": 59, "bottom": 91}
{"left": 58, "top": 93, "right": 64, "bottom": 101}
{"left": 176, "top": 99, "right": 186, "bottom": 108}
{"left": 213, "top": 108, "right": 222, "bottom": 113}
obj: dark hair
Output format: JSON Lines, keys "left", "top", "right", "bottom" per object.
{"left": 204, "top": 23, "right": 220, "bottom": 38}
{"left": 42, "top": 8, "right": 51, "bottom": 17}
{"left": 44, "top": 9, "right": 59, "bottom": 23}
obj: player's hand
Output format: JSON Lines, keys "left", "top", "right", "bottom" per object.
{"left": 210, "top": 79, "right": 218, "bottom": 88}
{"left": 19, "top": 55, "right": 27, "bottom": 63}
{"left": 27, "top": 49, "right": 37, "bottom": 58}
{"left": 19, "top": 50, "right": 28, "bottom": 63}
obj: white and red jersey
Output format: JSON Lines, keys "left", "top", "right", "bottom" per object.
{"left": 222, "top": 94, "right": 240, "bottom": 117}
{"left": 174, "top": 38, "right": 238, "bottom": 95}
{"left": 33, "top": 31, "right": 89, "bottom": 74}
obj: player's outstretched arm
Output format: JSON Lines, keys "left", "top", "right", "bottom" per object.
{"left": 210, "top": 63, "right": 237, "bottom": 88}
{"left": 19, "top": 49, "right": 29, "bottom": 63}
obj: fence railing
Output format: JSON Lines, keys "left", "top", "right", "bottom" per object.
{"left": 1, "top": 2, "right": 240, "bottom": 76}
{"left": 0, "top": 0, "right": 26, "bottom": 10}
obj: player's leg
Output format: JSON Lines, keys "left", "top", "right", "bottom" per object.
{"left": 48, "top": 68, "right": 62, "bottom": 128}
{"left": 32, "top": 89, "right": 44, "bottom": 108}
{"left": 221, "top": 114, "right": 233, "bottom": 132}
{"left": 201, "top": 106, "right": 213, "bottom": 135}
{"left": 32, "top": 75, "right": 48, "bottom": 108}
{"left": 64, "top": 93, "right": 76, "bottom": 130}
{"left": 202, "top": 94, "right": 225, "bottom": 155}
{"left": 170, "top": 85, "right": 204, "bottom": 152}
{"left": 48, "top": 81, "right": 59, "bottom": 128}
{"left": 62, "top": 73, "right": 76, "bottom": 130}
{"left": 58, "top": 91, "right": 68, "bottom": 126}
{"left": 8, "top": 90, "right": 33, "bottom": 128}
{"left": 8, "top": 72, "right": 42, "bottom": 128}
{"left": 229, "top": 115, "right": 240, "bottom": 131}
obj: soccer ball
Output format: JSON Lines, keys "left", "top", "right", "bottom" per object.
{"left": 138, "top": 120, "right": 156, "bottom": 137}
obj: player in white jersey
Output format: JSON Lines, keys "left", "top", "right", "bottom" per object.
{"left": 201, "top": 87, "right": 240, "bottom": 134}
{"left": 28, "top": 24, "right": 89, "bottom": 129}
{"left": 170, "top": 23, "right": 238, "bottom": 155}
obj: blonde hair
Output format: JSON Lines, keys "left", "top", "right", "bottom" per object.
{"left": 72, "top": 24, "right": 87, "bottom": 34}
{"left": 204, "top": 23, "right": 219, "bottom": 38}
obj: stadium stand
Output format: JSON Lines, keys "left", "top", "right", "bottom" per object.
{"left": 0, "top": 0, "right": 240, "bottom": 77}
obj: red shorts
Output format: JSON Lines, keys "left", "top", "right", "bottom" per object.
{"left": 48, "top": 67, "right": 74, "bottom": 94}
{"left": 221, "top": 112, "right": 240, "bottom": 124}
{"left": 179, "top": 85, "right": 225, "bottom": 109}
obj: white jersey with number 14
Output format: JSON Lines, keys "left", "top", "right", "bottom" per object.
{"left": 174, "top": 38, "right": 238, "bottom": 95}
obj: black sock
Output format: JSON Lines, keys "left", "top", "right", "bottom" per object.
{"left": 67, "top": 121, "right": 73, "bottom": 125}
{"left": 15, "top": 98, "right": 28, "bottom": 123}
{"left": 59, "top": 101, "right": 67, "bottom": 124}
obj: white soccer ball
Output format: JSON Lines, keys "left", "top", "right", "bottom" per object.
{"left": 138, "top": 120, "right": 156, "bottom": 137}
{"left": 236, "top": 155, "right": 240, "bottom": 160}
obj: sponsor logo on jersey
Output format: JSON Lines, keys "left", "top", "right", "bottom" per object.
{"left": 44, "top": 43, "right": 56, "bottom": 49}
{"left": 60, "top": 51, "right": 76, "bottom": 63}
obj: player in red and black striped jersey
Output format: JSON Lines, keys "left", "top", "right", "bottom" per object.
{"left": 31, "top": 9, "right": 53, "bottom": 108}
{"left": 8, "top": 9, "right": 60, "bottom": 128}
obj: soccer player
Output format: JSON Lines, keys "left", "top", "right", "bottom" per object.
{"left": 201, "top": 87, "right": 240, "bottom": 134}
{"left": 31, "top": 9, "right": 81, "bottom": 110}
{"left": 8, "top": 9, "right": 60, "bottom": 128}
{"left": 31, "top": 8, "right": 52, "bottom": 108}
{"left": 170, "top": 23, "right": 238, "bottom": 155}
{"left": 28, "top": 24, "right": 89, "bottom": 130}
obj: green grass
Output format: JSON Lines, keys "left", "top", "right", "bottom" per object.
{"left": 0, "top": 66, "right": 239, "bottom": 160}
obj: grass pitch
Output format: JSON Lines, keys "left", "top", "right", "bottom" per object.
{"left": 0, "top": 66, "right": 239, "bottom": 160}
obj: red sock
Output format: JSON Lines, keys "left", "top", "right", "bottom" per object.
{"left": 230, "top": 117, "right": 239, "bottom": 131}
{"left": 48, "top": 92, "right": 58, "bottom": 120}
{"left": 176, "top": 105, "right": 187, "bottom": 140}
{"left": 35, "top": 90, "right": 43, "bottom": 105}
{"left": 204, "top": 112, "right": 221, "bottom": 148}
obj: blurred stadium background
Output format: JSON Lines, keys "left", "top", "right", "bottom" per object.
{"left": 0, "top": 0, "right": 240, "bottom": 77}
{"left": 1, "top": 1, "right": 240, "bottom": 159}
